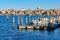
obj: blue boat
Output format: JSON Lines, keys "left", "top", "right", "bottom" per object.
{"left": 47, "top": 23, "right": 58, "bottom": 30}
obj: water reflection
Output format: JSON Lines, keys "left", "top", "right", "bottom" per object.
{"left": 0, "top": 28, "right": 60, "bottom": 40}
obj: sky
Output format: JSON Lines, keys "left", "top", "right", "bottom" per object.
{"left": 0, "top": 0, "right": 60, "bottom": 10}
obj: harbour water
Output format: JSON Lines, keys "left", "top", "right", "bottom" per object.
{"left": 0, "top": 15, "right": 60, "bottom": 40}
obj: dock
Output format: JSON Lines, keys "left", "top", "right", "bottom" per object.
{"left": 18, "top": 26, "right": 45, "bottom": 30}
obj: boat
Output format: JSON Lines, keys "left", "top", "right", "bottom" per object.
{"left": 47, "top": 23, "right": 58, "bottom": 30}
{"left": 47, "top": 18, "right": 59, "bottom": 30}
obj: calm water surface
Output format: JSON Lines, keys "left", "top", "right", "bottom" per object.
{"left": 0, "top": 29, "right": 60, "bottom": 40}
{"left": 0, "top": 15, "right": 60, "bottom": 40}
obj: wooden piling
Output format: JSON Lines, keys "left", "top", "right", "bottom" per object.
{"left": 18, "top": 15, "right": 20, "bottom": 30}
{"left": 12, "top": 17, "right": 15, "bottom": 30}
{"left": 6, "top": 14, "right": 9, "bottom": 21}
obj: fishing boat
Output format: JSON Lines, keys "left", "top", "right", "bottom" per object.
{"left": 47, "top": 18, "right": 58, "bottom": 30}
{"left": 32, "top": 16, "right": 59, "bottom": 30}
{"left": 47, "top": 23, "right": 58, "bottom": 30}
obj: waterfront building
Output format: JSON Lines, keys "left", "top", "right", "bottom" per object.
{"left": 6, "top": 9, "right": 11, "bottom": 15}
{"left": 1, "top": 10, "right": 6, "bottom": 15}
{"left": 10, "top": 9, "right": 16, "bottom": 15}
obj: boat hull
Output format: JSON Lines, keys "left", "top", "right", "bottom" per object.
{"left": 47, "top": 23, "right": 58, "bottom": 30}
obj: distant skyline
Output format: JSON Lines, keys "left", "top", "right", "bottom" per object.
{"left": 0, "top": 0, "right": 60, "bottom": 10}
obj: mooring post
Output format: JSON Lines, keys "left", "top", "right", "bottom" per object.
{"left": 18, "top": 15, "right": 20, "bottom": 25}
{"left": 12, "top": 17, "right": 15, "bottom": 30}
{"left": 18, "top": 15, "right": 20, "bottom": 30}
{"left": 6, "top": 14, "right": 9, "bottom": 21}
{"left": 27, "top": 14, "right": 29, "bottom": 25}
